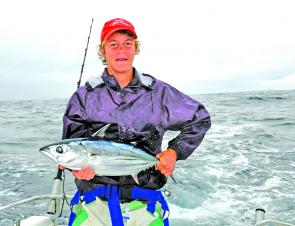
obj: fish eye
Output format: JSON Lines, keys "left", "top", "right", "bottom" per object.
{"left": 56, "top": 146, "right": 63, "bottom": 154}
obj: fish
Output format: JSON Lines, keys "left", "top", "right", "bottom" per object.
{"left": 39, "top": 124, "right": 159, "bottom": 183}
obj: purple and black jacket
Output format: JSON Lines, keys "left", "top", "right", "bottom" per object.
{"left": 62, "top": 68, "right": 211, "bottom": 191}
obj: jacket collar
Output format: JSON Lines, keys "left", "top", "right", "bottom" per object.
{"left": 85, "top": 68, "right": 155, "bottom": 91}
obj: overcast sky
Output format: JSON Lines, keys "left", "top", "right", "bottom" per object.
{"left": 0, "top": 0, "right": 295, "bottom": 100}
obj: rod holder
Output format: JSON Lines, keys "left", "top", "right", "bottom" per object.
{"left": 255, "top": 208, "right": 265, "bottom": 223}
{"left": 47, "top": 169, "right": 63, "bottom": 215}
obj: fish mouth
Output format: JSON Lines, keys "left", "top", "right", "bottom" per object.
{"left": 39, "top": 146, "right": 46, "bottom": 152}
{"left": 39, "top": 147, "right": 55, "bottom": 160}
{"left": 39, "top": 146, "right": 49, "bottom": 154}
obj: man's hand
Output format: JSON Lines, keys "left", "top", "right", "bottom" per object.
{"left": 59, "top": 165, "right": 96, "bottom": 180}
{"left": 156, "top": 148, "right": 177, "bottom": 177}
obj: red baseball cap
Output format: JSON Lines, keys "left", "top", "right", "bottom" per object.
{"left": 100, "top": 18, "right": 137, "bottom": 42}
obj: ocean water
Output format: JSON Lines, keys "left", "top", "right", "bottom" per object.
{"left": 0, "top": 89, "right": 294, "bottom": 226}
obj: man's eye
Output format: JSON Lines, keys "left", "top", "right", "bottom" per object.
{"left": 110, "top": 43, "right": 117, "bottom": 48}
{"left": 125, "top": 42, "right": 132, "bottom": 46}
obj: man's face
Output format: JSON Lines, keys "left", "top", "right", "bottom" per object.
{"left": 104, "top": 32, "right": 136, "bottom": 75}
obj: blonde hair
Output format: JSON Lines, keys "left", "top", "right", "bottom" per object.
{"left": 98, "top": 30, "right": 140, "bottom": 65}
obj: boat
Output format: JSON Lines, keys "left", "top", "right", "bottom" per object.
{"left": 0, "top": 170, "right": 294, "bottom": 226}
{"left": 0, "top": 170, "right": 69, "bottom": 226}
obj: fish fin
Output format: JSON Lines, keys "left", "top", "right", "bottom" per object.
{"left": 170, "top": 175, "right": 177, "bottom": 184}
{"left": 132, "top": 174, "right": 139, "bottom": 185}
{"left": 92, "top": 124, "right": 111, "bottom": 138}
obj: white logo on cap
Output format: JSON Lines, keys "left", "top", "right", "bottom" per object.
{"left": 110, "top": 19, "right": 131, "bottom": 27}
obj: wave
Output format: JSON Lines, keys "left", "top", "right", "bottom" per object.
{"left": 278, "top": 122, "right": 295, "bottom": 126}
{"left": 247, "top": 96, "right": 287, "bottom": 101}
{"left": 260, "top": 117, "right": 287, "bottom": 121}
{"left": 248, "top": 96, "right": 264, "bottom": 100}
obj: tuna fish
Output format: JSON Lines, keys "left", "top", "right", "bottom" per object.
{"left": 39, "top": 125, "right": 159, "bottom": 179}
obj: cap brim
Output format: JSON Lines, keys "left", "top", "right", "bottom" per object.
{"left": 103, "top": 27, "right": 137, "bottom": 42}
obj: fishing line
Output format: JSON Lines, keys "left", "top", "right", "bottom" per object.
{"left": 62, "top": 171, "right": 70, "bottom": 206}
{"left": 59, "top": 170, "right": 70, "bottom": 217}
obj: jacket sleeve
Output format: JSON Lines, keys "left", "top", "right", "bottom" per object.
{"left": 161, "top": 84, "right": 211, "bottom": 160}
{"left": 62, "top": 88, "right": 89, "bottom": 139}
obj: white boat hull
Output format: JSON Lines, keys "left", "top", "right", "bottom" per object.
{"left": 17, "top": 216, "right": 53, "bottom": 226}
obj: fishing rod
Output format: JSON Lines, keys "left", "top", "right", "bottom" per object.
{"left": 47, "top": 18, "right": 95, "bottom": 216}
{"left": 77, "top": 18, "right": 94, "bottom": 89}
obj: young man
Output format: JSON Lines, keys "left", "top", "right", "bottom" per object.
{"left": 63, "top": 18, "right": 211, "bottom": 226}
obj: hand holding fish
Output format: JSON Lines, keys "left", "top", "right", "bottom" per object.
{"left": 72, "top": 166, "right": 96, "bottom": 180}
{"left": 59, "top": 165, "right": 96, "bottom": 180}
{"left": 156, "top": 148, "right": 177, "bottom": 177}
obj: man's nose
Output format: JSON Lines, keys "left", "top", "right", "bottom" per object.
{"left": 118, "top": 44, "right": 125, "bottom": 51}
